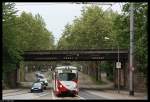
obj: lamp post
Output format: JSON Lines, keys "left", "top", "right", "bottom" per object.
{"left": 104, "top": 36, "right": 120, "bottom": 93}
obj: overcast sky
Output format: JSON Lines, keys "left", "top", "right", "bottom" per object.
{"left": 14, "top": 2, "right": 124, "bottom": 45}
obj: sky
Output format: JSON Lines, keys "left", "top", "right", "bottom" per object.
{"left": 14, "top": 2, "right": 124, "bottom": 45}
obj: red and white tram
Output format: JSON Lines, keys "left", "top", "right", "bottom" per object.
{"left": 52, "top": 66, "right": 78, "bottom": 96}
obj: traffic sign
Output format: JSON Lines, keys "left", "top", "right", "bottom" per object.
{"left": 116, "top": 62, "right": 121, "bottom": 68}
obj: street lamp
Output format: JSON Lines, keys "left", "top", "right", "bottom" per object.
{"left": 104, "top": 36, "right": 110, "bottom": 40}
{"left": 104, "top": 36, "right": 121, "bottom": 93}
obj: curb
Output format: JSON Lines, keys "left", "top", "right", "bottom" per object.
{"left": 79, "top": 87, "right": 113, "bottom": 91}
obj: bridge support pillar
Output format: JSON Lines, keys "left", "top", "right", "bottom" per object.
{"left": 95, "top": 61, "right": 98, "bottom": 81}
{"left": 17, "top": 62, "right": 21, "bottom": 84}
{"left": 121, "top": 61, "right": 126, "bottom": 88}
{"left": 91, "top": 62, "right": 95, "bottom": 79}
{"left": 98, "top": 61, "right": 101, "bottom": 81}
{"left": 124, "top": 61, "right": 128, "bottom": 89}
{"left": 88, "top": 62, "right": 90, "bottom": 75}
{"left": 87, "top": 63, "right": 91, "bottom": 75}
{"left": 18, "top": 61, "right": 25, "bottom": 82}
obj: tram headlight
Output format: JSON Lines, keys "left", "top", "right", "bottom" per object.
{"left": 74, "top": 85, "right": 77, "bottom": 89}
{"left": 59, "top": 85, "right": 62, "bottom": 88}
{"left": 75, "top": 85, "right": 78, "bottom": 89}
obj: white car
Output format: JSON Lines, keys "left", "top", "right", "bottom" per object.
{"left": 39, "top": 78, "right": 48, "bottom": 86}
{"left": 35, "top": 72, "right": 44, "bottom": 77}
{"left": 37, "top": 77, "right": 48, "bottom": 90}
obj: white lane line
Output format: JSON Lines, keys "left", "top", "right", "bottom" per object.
{"left": 3, "top": 90, "right": 29, "bottom": 97}
{"left": 3, "top": 92, "right": 39, "bottom": 100}
{"left": 38, "top": 92, "right": 50, "bottom": 97}
{"left": 85, "top": 90, "right": 112, "bottom": 99}
{"left": 76, "top": 95, "right": 85, "bottom": 100}
{"left": 51, "top": 91, "right": 55, "bottom": 100}
{"left": 3, "top": 89, "right": 23, "bottom": 94}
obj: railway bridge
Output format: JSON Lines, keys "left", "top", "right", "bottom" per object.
{"left": 17, "top": 49, "right": 129, "bottom": 89}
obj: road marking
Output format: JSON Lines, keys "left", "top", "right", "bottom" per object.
{"left": 3, "top": 89, "right": 23, "bottom": 94}
{"left": 38, "top": 92, "right": 50, "bottom": 97}
{"left": 3, "top": 90, "right": 29, "bottom": 97}
{"left": 76, "top": 95, "right": 85, "bottom": 100}
{"left": 51, "top": 90, "right": 55, "bottom": 100}
{"left": 3, "top": 92, "right": 38, "bottom": 100}
{"left": 85, "top": 90, "right": 112, "bottom": 99}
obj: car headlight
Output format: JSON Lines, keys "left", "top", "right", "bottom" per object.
{"left": 38, "top": 87, "right": 41, "bottom": 89}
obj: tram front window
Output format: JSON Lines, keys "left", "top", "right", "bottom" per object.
{"left": 58, "top": 73, "right": 76, "bottom": 81}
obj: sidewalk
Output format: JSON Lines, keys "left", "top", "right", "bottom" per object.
{"left": 78, "top": 71, "right": 147, "bottom": 100}
{"left": 85, "top": 89, "right": 148, "bottom": 100}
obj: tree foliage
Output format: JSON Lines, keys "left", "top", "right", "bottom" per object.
{"left": 3, "top": 3, "right": 21, "bottom": 72}
{"left": 57, "top": 5, "right": 116, "bottom": 49}
{"left": 57, "top": 3, "right": 148, "bottom": 76}
{"left": 113, "top": 3, "right": 148, "bottom": 75}
{"left": 2, "top": 2, "right": 55, "bottom": 84}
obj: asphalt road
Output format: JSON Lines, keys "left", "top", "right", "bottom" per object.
{"left": 79, "top": 89, "right": 106, "bottom": 100}
{"left": 2, "top": 89, "right": 107, "bottom": 100}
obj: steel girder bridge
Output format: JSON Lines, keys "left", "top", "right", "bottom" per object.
{"left": 22, "top": 49, "right": 128, "bottom": 61}
{"left": 17, "top": 49, "right": 129, "bottom": 90}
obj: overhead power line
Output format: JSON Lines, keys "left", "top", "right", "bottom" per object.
{"left": 15, "top": 2, "right": 114, "bottom": 6}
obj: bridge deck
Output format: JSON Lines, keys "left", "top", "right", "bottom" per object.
{"left": 23, "top": 49, "right": 128, "bottom": 61}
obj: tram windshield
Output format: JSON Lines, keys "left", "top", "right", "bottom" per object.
{"left": 58, "top": 73, "right": 77, "bottom": 81}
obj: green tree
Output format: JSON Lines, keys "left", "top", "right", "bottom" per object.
{"left": 14, "top": 12, "right": 55, "bottom": 50}
{"left": 3, "top": 2, "right": 22, "bottom": 88}
{"left": 57, "top": 5, "right": 120, "bottom": 81}
{"left": 57, "top": 5, "right": 116, "bottom": 50}
{"left": 57, "top": 3, "right": 148, "bottom": 79}
{"left": 3, "top": 3, "right": 55, "bottom": 87}
{"left": 3, "top": 2, "right": 22, "bottom": 72}
{"left": 113, "top": 3, "right": 148, "bottom": 76}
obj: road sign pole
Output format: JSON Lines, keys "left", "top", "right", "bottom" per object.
{"left": 117, "top": 43, "right": 120, "bottom": 93}
{"left": 118, "top": 68, "right": 120, "bottom": 93}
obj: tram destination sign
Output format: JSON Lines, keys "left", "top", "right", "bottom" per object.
{"left": 63, "top": 69, "right": 72, "bottom": 73}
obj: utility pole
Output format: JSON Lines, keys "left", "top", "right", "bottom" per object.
{"left": 129, "top": 3, "right": 134, "bottom": 96}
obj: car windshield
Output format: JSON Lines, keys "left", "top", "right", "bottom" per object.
{"left": 39, "top": 78, "right": 47, "bottom": 82}
{"left": 32, "top": 83, "right": 41, "bottom": 87}
{"left": 38, "top": 76, "right": 44, "bottom": 79}
{"left": 58, "top": 73, "right": 77, "bottom": 81}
